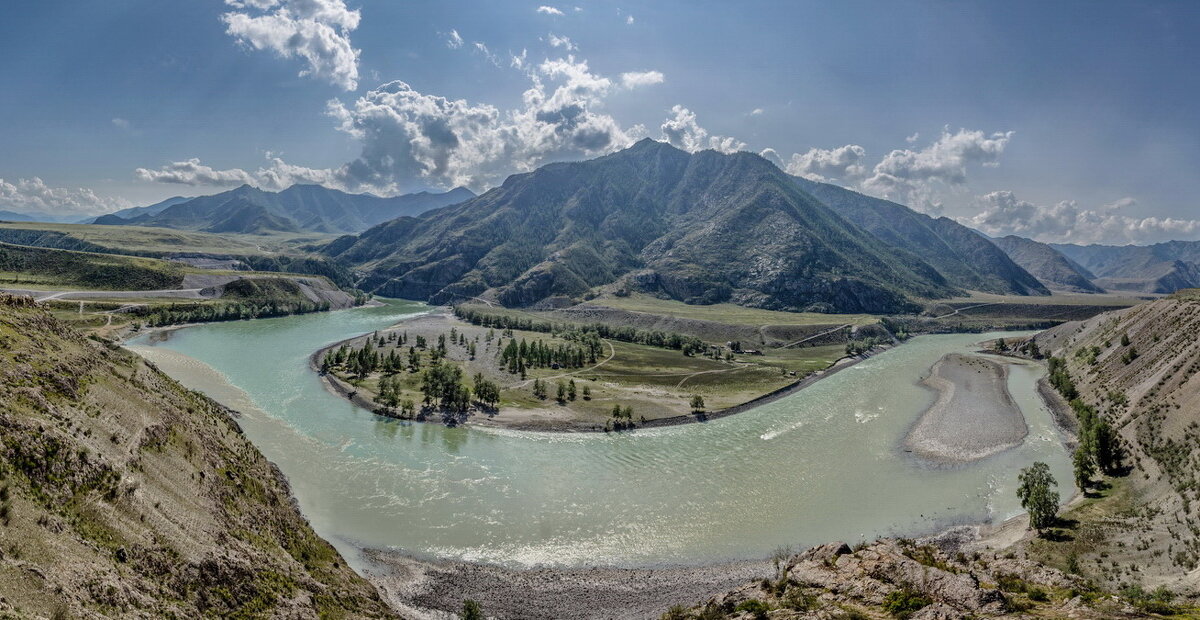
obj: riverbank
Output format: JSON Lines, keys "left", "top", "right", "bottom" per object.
{"left": 310, "top": 307, "right": 883, "bottom": 433}
{"left": 106, "top": 297, "right": 387, "bottom": 345}
{"left": 358, "top": 518, "right": 1066, "bottom": 619}
{"left": 119, "top": 309, "right": 1077, "bottom": 617}
{"left": 361, "top": 549, "right": 773, "bottom": 620}
{"left": 904, "top": 353, "right": 1029, "bottom": 463}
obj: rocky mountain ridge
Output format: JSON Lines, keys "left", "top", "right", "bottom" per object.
{"left": 328, "top": 140, "right": 1058, "bottom": 313}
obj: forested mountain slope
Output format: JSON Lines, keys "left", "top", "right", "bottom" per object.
{"left": 0, "top": 296, "right": 394, "bottom": 618}
{"left": 327, "top": 140, "right": 989, "bottom": 313}
{"left": 991, "top": 235, "right": 1103, "bottom": 293}
{"left": 791, "top": 176, "right": 1049, "bottom": 296}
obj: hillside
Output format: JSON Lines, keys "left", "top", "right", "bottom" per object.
{"left": 95, "top": 184, "right": 474, "bottom": 235}
{"left": 0, "top": 242, "right": 185, "bottom": 290}
{"left": 83, "top": 196, "right": 192, "bottom": 224}
{"left": 991, "top": 235, "right": 1104, "bottom": 293}
{"left": 0, "top": 296, "right": 394, "bottom": 617}
{"left": 791, "top": 177, "right": 1049, "bottom": 296}
{"left": 327, "top": 139, "right": 991, "bottom": 314}
{"left": 1024, "top": 290, "right": 1200, "bottom": 589}
{"left": 0, "top": 221, "right": 299, "bottom": 256}
{"left": 1052, "top": 241, "right": 1200, "bottom": 293}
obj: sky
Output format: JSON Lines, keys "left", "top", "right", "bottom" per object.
{"left": 1, "top": 0, "right": 1198, "bottom": 245}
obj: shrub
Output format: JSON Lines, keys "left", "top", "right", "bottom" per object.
{"left": 460, "top": 599, "right": 484, "bottom": 620}
{"left": 734, "top": 599, "right": 769, "bottom": 620}
{"left": 781, "top": 587, "right": 816, "bottom": 611}
{"left": 882, "top": 588, "right": 931, "bottom": 619}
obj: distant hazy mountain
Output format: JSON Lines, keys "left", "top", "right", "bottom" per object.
{"left": 93, "top": 184, "right": 475, "bottom": 235}
{"left": 991, "top": 235, "right": 1103, "bottom": 293}
{"left": 791, "top": 177, "right": 1049, "bottom": 296}
{"left": 0, "top": 210, "right": 39, "bottom": 222}
{"left": 1052, "top": 241, "right": 1200, "bottom": 293}
{"left": 326, "top": 139, "right": 991, "bottom": 313}
{"left": 86, "top": 195, "right": 192, "bottom": 224}
{"left": 0, "top": 209, "right": 77, "bottom": 223}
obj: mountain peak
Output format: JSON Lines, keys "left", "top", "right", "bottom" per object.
{"left": 331, "top": 141, "right": 967, "bottom": 312}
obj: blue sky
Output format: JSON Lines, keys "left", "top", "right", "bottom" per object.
{"left": 1, "top": 0, "right": 1198, "bottom": 244}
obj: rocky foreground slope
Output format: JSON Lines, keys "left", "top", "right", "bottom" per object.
{"left": 0, "top": 295, "right": 394, "bottom": 618}
{"left": 1024, "top": 289, "right": 1200, "bottom": 590}
{"left": 665, "top": 537, "right": 1152, "bottom": 620}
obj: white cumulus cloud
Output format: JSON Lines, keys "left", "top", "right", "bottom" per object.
{"left": 321, "top": 56, "right": 647, "bottom": 192}
{"left": 659, "top": 105, "right": 745, "bottom": 154}
{"left": 536, "top": 5, "right": 564, "bottom": 15}
{"left": 135, "top": 156, "right": 348, "bottom": 192}
{"left": 620, "top": 70, "right": 664, "bottom": 89}
{"left": 222, "top": 0, "right": 361, "bottom": 90}
{"left": 547, "top": 33, "right": 576, "bottom": 51}
{"left": 0, "top": 177, "right": 130, "bottom": 217}
{"left": 963, "top": 191, "right": 1200, "bottom": 245}
{"left": 137, "top": 53, "right": 670, "bottom": 195}
{"left": 134, "top": 159, "right": 257, "bottom": 187}
{"left": 859, "top": 128, "right": 1012, "bottom": 211}
{"left": 785, "top": 145, "right": 867, "bottom": 184}
{"left": 445, "top": 29, "right": 464, "bottom": 49}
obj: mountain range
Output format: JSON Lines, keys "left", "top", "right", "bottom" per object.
{"left": 0, "top": 209, "right": 80, "bottom": 224}
{"left": 791, "top": 176, "right": 1048, "bottom": 296}
{"left": 990, "top": 235, "right": 1103, "bottom": 293}
{"left": 325, "top": 139, "right": 1055, "bottom": 313}
{"left": 1051, "top": 240, "right": 1200, "bottom": 293}
{"left": 93, "top": 184, "right": 475, "bottom": 234}
{"left": 19, "top": 140, "right": 1200, "bottom": 309}
{"left": 84, "top": 195, "right": 194, "bottom": 223}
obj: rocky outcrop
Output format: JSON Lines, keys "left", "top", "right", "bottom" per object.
{"left": 680, "top": 539, "right": 1136, "bottom": 619}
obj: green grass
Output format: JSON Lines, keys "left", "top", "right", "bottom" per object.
{"left": 0, "top": 243, "right": 184, "bottom": 290}
{"left": 1022, "top": 476, "right": 1136, "bottom": 581}
{"left": 0, "top": 221, "right": 336, "bottom": 256}
{"left": 334, "top": 317, "right": 847, "bottom": 428}
{"left": 591, "top": 293, "right": 879, "bottom": 326}
{"left": 935, "top": 291, "right": 1148, "bottom": 307}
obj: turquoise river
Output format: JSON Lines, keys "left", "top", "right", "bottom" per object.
{"left": 127, "top": 299, "right": 1072, "bottom": 570}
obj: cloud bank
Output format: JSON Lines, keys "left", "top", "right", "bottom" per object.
{"left": 784, "top": 145, "right": 867, "bottom": 184}
{"left": 659, "top": 105, "right": 745, "bottom": 154}
{"left": 140, "top": 54, "right": 671, "bottom": 194}
{"left": 222, "top": 0, "right": 361, "bottom": 90}
{"left": 858, "top": 128, "right": 1012, "bottom": 212}
{"left": 168, "top": 5, "right": 1193, "bottom": 246}
{"left": 964, "top": 191, "right": 1200, "bottom": 245}
{"left": 0, "top": 177, "right": 129, "bottom": 217}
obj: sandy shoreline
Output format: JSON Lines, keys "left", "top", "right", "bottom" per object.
{"left": 904, "top": 353, "right": 1029, "bottom": 464}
